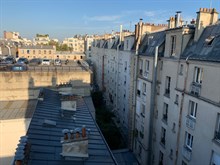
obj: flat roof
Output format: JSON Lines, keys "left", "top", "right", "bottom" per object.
{"left": 23, "top": 89, "right": 118, "bottom": 164}
{"left": 0, "top": 100, "right": 37, "bottom": 120}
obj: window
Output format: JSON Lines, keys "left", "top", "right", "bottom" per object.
{"left": 44, "top": 50, "right": 46, "bottom": 54}
{"left": 141, "top": 104, "right": 145, "bottom": 117}
{"left": 179, "top": 64, "right": 183, "bottom": 75}
{"left": 188, "top": 100, "right": 197, "bottom": 119}
{"left": 165, "top": 76, "right": 171, "bottom": 97}
{"left": 205, "top": 35, "right": 215, "bottom": 46}
{"left": 163, "top": 103, "right": 168, "bottom": 122}
{"left": 215, "top": 114, "right": 220, "bottom": 141}
{"left": 194, "top": 67, "right": 203, "bottom": 84}
{"left": 39, "top": 50, "right": 41, "bottom": 54}
{"left": 172, "top": 123, "right": 176, "bottom": 133}
{"left": 124, "top": 61, "right": 127, "bottom": 71}
{"left": 159, "top": 151, "right": 164, "bottom": 165}
{"left": 33, "top": 50, "right": 35, "bottom": 54}
{"left": 169, "top": 149, "right": 173, "bottom": 159}
{"left": 144, "top": 60, "right": 150, "bottom": 77}
{"left": 161, "top": 127, "right": 166, "bottom": 146}
{"left": 138, "top": 145, "right": 142, "bottom": 158}
{"left": 49, "top": 50, "right": 51, "bottom": 54}
{"left": 27, "top": 50, "right": 30, "bottom": 54}
{"left": 139, "top": 59, "right": 143, "bottom": 75}
{"left": 170, "top": 35, "right": 176, "bottom": 56}
{"left": 175, "top": 94, "right": 179, "bottom": 105}
{"left": 160, "top": 61, "right": 163, "bottom": 70}
{"left": 140, "top": 125, "right": 144, "bottom": 138}
{"left": 142, "top": 82, "right": 146, "bottom": 95}
{"left": 185, "top": 132, "right": 193, "bottom": 150}
{"left": 126, "top": 40, "right": 129, "bottom": 49}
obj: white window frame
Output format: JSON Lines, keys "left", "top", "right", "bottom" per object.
{"left": 144, "top": 60, "right": 150, "bottom": 78}
{"left": 185, "top": 132, "right": 193, "bottom": 150}
{"left": 141, "top": 104, "right": 145, "bottom": 117}
{"left": 189, "top": 100, "right": 197, "bottom": 119}
{"left": 194, "top": 67, "right": 203, "bottom": 84}
{"left": 142, "top": 82, "right": 146, "bottom": 95}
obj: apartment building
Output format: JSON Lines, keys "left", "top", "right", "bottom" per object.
{"left": 34, "top": 34, "right": 50, "bottom": 45}
{"left": 18, "top": 45, "right": 56, "bottom": 59}
{"left": 84, "top": 35, "right": 94, "bottom": 60}
{"left": 62, "top": 37, "right": 84, "bottom": 53}
{"left": 133, "top": 8, "right": 220, "bottom": 165}
{"left": 91, "top": 24, "right": 167, "bottom": 147}
{"left": 4, "top": 31, "right": 20, "bottom": 40}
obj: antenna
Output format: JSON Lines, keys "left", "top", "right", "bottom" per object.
{"left": 210, "top": 0, "right": 212, "bottom": 8}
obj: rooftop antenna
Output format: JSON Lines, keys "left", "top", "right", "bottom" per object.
{"left": 210, "top": 0, "right": 212, "bottom": 8}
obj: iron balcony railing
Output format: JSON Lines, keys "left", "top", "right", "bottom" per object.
{"left": 190, "top": 82, "right": 202, "bottom": 96}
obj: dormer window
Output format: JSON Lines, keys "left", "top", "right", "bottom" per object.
{"left": 205, "top": 35, "right": 215, "bottom": 46}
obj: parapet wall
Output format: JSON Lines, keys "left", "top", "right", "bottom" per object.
{"left": 0, "top": 69, "right": 91, "bottom": 101}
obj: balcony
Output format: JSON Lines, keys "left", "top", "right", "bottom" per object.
{"left": 139, "top": 131, "right": 144, "bottom": 139}
{"left": 186, "top": 116, "right": 196, "bottom": 130}
{"left": 215, "top": 131, "right": 220, "bottom": 142}
{"left": 164, "top": 88, "right": 170, "bottom": 98}
{"left": 160, "top": 137, "right": 166, "bottom": 147}
{"left": 182, "top": 146, "right": 192, "bottom": 161}
{"left": 143, "top": 71, "right": 149, "bottom": 78}
{"left": 190, "top": 82, "right": 201, "bottom": 96}
{"left": 162, "top": 114, "right": 168, "bottom": 123}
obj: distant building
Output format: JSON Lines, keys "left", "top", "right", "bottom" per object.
{"left": 4, "top": 31, "right": 20, "bottom": 40}
{"left": 18, "top": 45, "right": 56, "bottom": 59}
{"left": 62, "top": 37, "right": 84, "bottom": 53}
{"left": 34, "top": 34, "right": 50, "bottom": 45}
{"left": 84, "top": 35, "right": 94, "bottom": 60}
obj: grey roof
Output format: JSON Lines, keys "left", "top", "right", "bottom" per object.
{"left": 0, "top": 100, "right": 37, "bottom": 120}
{"left": 112, "top": 149, "right": 138, "bottom": 165}
{"left": 20, "top": 45, "right": 54, "bottom": 50}
{"left": 181, "top": 23, "right": 220, "bottom": 62}
{"left": 23, "top": 89, "right": 117, "bottom": 165}
{"left": 138, "top": 31, "right": 166, "bottom": 56}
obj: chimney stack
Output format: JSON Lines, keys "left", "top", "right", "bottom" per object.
{"left": 194, "top": 8, "right": 219, "bottom": 41}
{"left": 175, "top": 11, "right": 182, "bottom": 27}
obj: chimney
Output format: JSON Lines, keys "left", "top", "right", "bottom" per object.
{"left": 194, "top": 8, "right": 219, "bottom": 41}
{"left": 175, "top": 11, "right": 182, "bottom": 27}
{"left": 170, "top": 17, "right": 175, "bottom": 28}
{"left": 60, "top": 126, "right": 89, "bottom": 158}
{"left": 191, "top": 19, "right": 196, "bottom": 25}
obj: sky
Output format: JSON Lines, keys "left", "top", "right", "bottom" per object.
{"left": 0, "top": 0, "right": 220, "bottom": 41}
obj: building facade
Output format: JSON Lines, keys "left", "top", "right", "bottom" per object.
{"left": 18, "top": 45, "right": 56, "bottom": 59}
{"left": 62, "top": 37, "right": 85, "bottom": 53}
{"left": 91, "top": 7, "right": 220, "bottom": 165}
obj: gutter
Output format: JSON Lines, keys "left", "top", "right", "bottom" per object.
{"left": 148, "top": 46, "right": 159, "bottom": 165}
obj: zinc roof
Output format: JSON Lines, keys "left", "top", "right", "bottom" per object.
{"left": 25, "top": 89, "right": 117, "bottom": 165}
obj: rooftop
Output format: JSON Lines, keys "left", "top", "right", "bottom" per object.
{"left": 181, "top": 23, "right": 220, "bottom": 62}
{"left": 17, "top": 89, "right": 117, "bottom": 165}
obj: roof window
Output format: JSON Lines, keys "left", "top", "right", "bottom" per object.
{"left": 205, "top": 35, "right": 215, "bottom": 46}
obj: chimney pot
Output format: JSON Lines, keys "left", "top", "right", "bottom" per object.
{"left": 82, "top": 125, "right": 86, "bottom": 138}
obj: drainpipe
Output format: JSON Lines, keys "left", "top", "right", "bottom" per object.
{"left": 131, "top": 20, "right": 142, "bottom": 149}
{"left": 174, "top": 54, "right": 192, "bottom": 165}
{"left": 148, "top": 46, "right": 159, "bottom": 165}
{"left": 115, "top": 25, "right": 122, "bottom": 123}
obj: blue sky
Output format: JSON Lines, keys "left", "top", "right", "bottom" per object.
{"left": 0, "top": 0, "right": 219, "bottom": 40}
